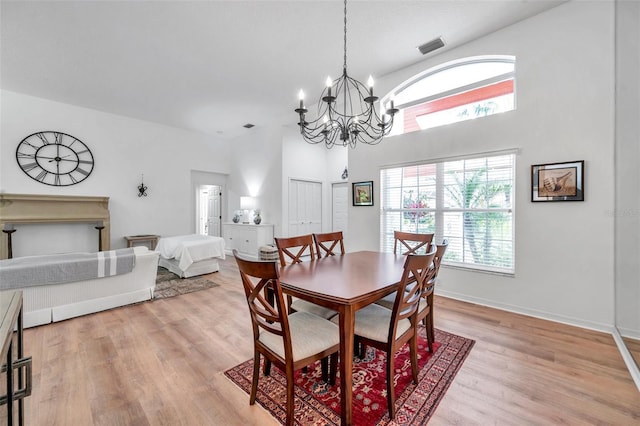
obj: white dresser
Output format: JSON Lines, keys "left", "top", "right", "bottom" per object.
{"left": 222, "top": 223, "right": 274, "bottom": 259}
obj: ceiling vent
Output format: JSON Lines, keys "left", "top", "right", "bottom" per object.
{"left": 243, "top": 123, "right": 255, "bottom": 129}
{"left": 417, "top": 37, "right": 445, "bottom": 56}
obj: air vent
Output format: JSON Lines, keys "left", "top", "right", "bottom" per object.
{"left": 417, "top": 37, "right": 445, "bottom": 55}
{"left": 243, "top": 123, "right": 255, "bottom": 129}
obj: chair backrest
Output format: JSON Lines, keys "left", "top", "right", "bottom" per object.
{"left": 274, "top": 234, "right": 316, "bottom": 267}
{"left": 313, "top": 231, "right": 345, "bottom": 258}
{"left": 233, "top": 249, "right": 293, "bottom": 359}
{"left": 433, "top": 239, "right": 448, "bottom": 276}
{"left": 393, "top": 231, "right": 434, "bottom": 255}
{"left": 388, "top": 245, "right": 437, "bottom": 341}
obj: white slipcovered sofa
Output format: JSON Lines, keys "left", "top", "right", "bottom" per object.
{"left": 0, "top": 246, "right": 160, "bottom": 328}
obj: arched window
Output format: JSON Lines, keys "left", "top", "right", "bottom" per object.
{"left": 383, "top": 56, "right": 516, "bottom": 135}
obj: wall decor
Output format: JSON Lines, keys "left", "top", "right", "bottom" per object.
{"left": 16, "top": 131, "right": 94, "bottom": 186}
{"left": 138, "top": 174, "right": 148, "bottom": 197}
{"left": 353, "top": 181, "right": 374, "bottom": 206}
{"left": 531, "top": 160, "right": 584, "bottom": 202}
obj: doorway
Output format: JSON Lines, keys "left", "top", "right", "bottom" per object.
{"left": 198, "top": 185, "right": 222, "bottom": 237}
{"left": 332, "top": 182, "right": 349, "bottom": 239}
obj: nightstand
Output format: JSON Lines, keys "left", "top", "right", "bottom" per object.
{"left": 124, "top": 235, "right": 159, "bottom": 250}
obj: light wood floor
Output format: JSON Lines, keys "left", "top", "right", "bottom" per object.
{"left": 23, "top": 257, "right": 640, "bottom": 425}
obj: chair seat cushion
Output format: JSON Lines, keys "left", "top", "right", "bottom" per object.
{"left": 374, "top": 292, "right": 397, "bottom": 310}
{"left": 379, "top": 295, "right": 429, "bottom": 314}
{"left": 291, "top": 298, "right": 338, "bottom": 320}
{"left": 332, "top": 303, "right": 411, "bottom": 343}
{"left": 418, "top": 299, "right": 428, "bottom": 315}
{"left": 259, "top": 311, "right": 339, "bottom": 361}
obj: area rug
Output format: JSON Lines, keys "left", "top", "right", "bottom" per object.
{"left": 224, "top": 326, "right": 474, "bottom": 425}
{"left": 154, "top": 267, "right": 220, "bottom": 299}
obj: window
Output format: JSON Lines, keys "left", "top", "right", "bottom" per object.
{"left": 380, "top": 152, "right": 515, "bottom": 274}
{"left": 383, "top": 56, "right": 515, "bottom": 136}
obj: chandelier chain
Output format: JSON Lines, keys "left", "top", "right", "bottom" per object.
{"left": 343, "top": 0, "right": 347, "bottom": 72}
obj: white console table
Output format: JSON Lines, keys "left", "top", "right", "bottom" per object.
{"left": 222, "top": 223, "right": 274, "bottom": 259}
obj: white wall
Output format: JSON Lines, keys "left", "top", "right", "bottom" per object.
{"left": 0, "top": 90, "right": 231, "bottom": 255}
{"left": 348, "top": 1, "right": 616, "bottom": 330}
{"left": 280, "top": 126, "right": 348, "bottom": 238}
{"left": 615, "top": 0, "right": 640, "bottom": 340}
{"left": 226, "top": 124, "right": 284, "bottom": 235}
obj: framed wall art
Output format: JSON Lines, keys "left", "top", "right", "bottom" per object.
{"left": 353, "top": 181, "right": 374, "bottom": 206}
{"left": 531, "top": 160, "right": 584, "bottom": 202}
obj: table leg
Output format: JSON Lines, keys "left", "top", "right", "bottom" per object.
{"left": 339, "top": 305, "right": 355, "bottom": 426}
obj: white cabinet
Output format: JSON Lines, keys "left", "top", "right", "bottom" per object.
{"left": 223, "top": 223, "right": 274, "bottom": 259}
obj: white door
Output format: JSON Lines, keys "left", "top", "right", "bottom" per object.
{"left": 198, "top": 185, "right": 221, "bottom": 236}
{"left": 289, "top": 179, "right": 322, "bottom": 235}
{"left": 207, "top": 187, "right": 221, "bottom": 237}
{"left": 332, "top": 182, "right": 349, "bottom": 238}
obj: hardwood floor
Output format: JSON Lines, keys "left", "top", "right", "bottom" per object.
{"left": 23, "top": 257, "right": 640, "bottom": 425}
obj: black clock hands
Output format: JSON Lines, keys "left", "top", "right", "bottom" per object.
{"left": 46, "top": 155, "right": 72, "bottom": 162}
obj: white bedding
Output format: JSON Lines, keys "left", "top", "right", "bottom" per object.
{"left": 156, "top": 234, "right": 225, "bottom": 271}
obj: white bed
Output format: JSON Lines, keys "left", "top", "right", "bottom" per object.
{"left": 156, "top": 234, "right": 225, "bottom": 278}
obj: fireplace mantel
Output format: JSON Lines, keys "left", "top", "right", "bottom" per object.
{"left": 0, "top": 193, "right": 110, "bottom": 259}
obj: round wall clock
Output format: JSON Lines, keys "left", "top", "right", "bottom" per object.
{"left": 16, "top": 131, "right": 95, "bottom": 186}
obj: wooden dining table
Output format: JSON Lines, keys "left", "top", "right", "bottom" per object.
{"left": 279, "top": 250, "right": 408, "bottom": 426}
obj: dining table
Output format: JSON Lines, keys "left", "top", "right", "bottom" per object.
{"left": 279, "top": 250, "right": 408, "bottom": 426}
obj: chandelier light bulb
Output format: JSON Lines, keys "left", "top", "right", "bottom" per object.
{"left": 298, "top": 89, "right": 305, "bottom": 109}
{"left": 367, "top": 75, "right": 375, "bottom": 97}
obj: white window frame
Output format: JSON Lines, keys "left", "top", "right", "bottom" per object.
{"left": 380, "top": 150, "right": 516, "bottom": 275}
{"left": 382, "top": 55, "right": 516, "bottom": 135}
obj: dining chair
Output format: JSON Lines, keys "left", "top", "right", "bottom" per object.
{"left": 233, "top": 249, "right": 340, "bottom": 426}
{"left": 393, "top": 230, "right": 435, "bottom": 255}
{"left": 334, "top": 251, "right": 436, "bottom": 419}
{"left": 313, "top": 231, "right": 345, "bottom": 258}
{"left": 419, "top": 239, "right": 448, "bottom": 352}
{"left": 377, "top": 242, "right": 440, "bottom": 351}
{"left": 274, "top": 235, "right": 337, "bottom": 319}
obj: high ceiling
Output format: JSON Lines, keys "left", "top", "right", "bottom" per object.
{"left": 1, "top": 0, "right": 566, "bottom": 139}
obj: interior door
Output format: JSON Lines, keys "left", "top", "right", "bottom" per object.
{"left": 207, "top": 187, "right": 221, "bottom": 237}
{"left": 289, "top": 179, "right": 322, "bottom": 235}
{"left": 332, "top": 182, "right": 349, "bottom": 238}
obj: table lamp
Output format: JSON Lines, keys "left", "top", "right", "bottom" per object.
{"left": 240, "top": 196, "right": 255, "bottom": 224}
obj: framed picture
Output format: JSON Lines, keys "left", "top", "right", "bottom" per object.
{"left": 353, "top": 181, "right": 374, "bottom": 206}
{"left": 531, "top": 160, "right": 584, "bottom": 202}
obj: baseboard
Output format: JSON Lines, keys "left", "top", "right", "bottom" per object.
{"left": 436, "top": 289, "right": 612, "bottom": 333}
{"left": 612, "top": 327, "right": 640, "bottom": 391}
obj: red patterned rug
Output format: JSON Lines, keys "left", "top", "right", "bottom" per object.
{"left": 224, "top": 326, "right": 474, "bottom": 425}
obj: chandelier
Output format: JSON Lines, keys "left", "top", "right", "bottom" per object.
{"left": 294, "top": 0, "right": 398, "bottom": 149}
